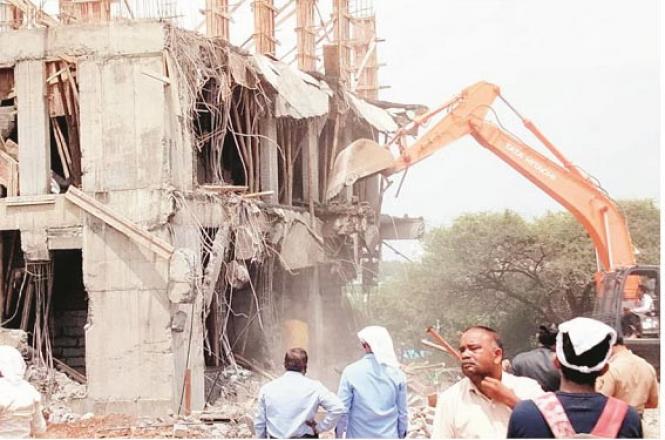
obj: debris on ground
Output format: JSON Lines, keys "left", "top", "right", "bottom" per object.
{"left": 202, "top": 365, "right": 263, "bottom": 438}
{"left": 26, "top": 365, "right": 87, "bottom": 424}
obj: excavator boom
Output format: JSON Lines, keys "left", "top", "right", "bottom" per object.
{"left": 327, "top": 81, "right": 637, "bottom": 289}
{"left": 326, "top": 82, "right": 501, "bottom": 199}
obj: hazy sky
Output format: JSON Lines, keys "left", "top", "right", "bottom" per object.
{"left": 369, "top": 0, "right": 660, "bottom": 259}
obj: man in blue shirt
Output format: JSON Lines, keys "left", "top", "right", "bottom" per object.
{"left": 254, "top": 348, "right": 345, "bottom": 438}
{"left": 507, "top": 317, "right": 642, "bottom": 438}
{"left": 335, "top": 326, "right": 408, "bottom": 438}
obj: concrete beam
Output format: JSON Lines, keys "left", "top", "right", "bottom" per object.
{"left": 259, "top": 118, "right": 278, "bottom": 204}
{"left": 0, "top": 22, "right": 166, "bottom": 65}
{"left": 0, "top": 195, "right": 82, "bottom": 232}
{"left": 15, "top": 60, "right": 50, "bottom": 196}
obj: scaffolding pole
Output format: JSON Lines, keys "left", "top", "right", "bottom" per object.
{"left": 295, "top": 0, "right": 316, "bottom": 71}
{"left": 205, "top": 0, "right": 230, "bottom": 41}
{"left": 252, "top": 0, "right": 276, "bottom": 56}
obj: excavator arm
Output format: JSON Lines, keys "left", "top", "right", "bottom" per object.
{"left": 327, "top": 81, "right": 636, "bottom": 288}
{"left": 467, "top": 118, "right": 634, "bottom": 273}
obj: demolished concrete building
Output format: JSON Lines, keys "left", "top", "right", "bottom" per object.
{"left": 0, "top": 4, "right": 424, "bottom": 417}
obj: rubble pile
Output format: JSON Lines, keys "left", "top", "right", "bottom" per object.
{"left": 202, "top": 365, "right": 265, "bottom": 438}
{"left": 406, "top": 394, "right": 435, "bottom": 438}
{"left": 26, "top": 365, "right": 87, "bottom": 424}
{"left": 403, "top": 361, "right": 461, "bottom": 439}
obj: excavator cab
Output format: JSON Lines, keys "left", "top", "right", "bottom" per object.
{"left": 592, "top": 266, "right": 660, "bottom": 372}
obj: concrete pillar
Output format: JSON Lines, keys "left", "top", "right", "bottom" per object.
{"left": 259, "top": 118, "right": 278, "bottom": 204}
{"left": 16, "top": 61, "right": 50, "bottom": 196}
{"left": 301, "top": 121, "right": 319, "bottom": 203}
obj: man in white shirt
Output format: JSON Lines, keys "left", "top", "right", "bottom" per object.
{"left": 254, "top": 347, "right": 344, "bottom": 438}
{"left": 432, "top": 326, "right": 544, "bottom": 438}
{"left": 630, "top": 284, "right": 654, "bottom": 314}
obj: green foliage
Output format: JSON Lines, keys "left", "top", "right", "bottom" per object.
{"left": 369, "top": 199, "right": 660, "bottom": 357}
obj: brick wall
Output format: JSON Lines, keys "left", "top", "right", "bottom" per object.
{"left": 52, "top": 309, "right": 87, "bottom": 370}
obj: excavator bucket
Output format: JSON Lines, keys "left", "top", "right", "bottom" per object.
{"left": 326, "top": 138, "right": 395, "bottom": 200}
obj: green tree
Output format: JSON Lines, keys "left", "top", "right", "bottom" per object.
{"left": 369, "top": 199, "right": 659, "bottom": 357}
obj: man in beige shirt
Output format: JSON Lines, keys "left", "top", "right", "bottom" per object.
{"left": 596, "top": 336, "right": 659, "bottom": 414}
{"left": 432, "top": 326, "right": 544, "bottom": 438}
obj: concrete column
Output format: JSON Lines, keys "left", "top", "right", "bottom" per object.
{"left": 259, "top": 118, "right": 278, "bottom": 204}
{"left": 16, "top": 61, "right": 50, "bottom": 196}
{"left": 301, "top": 121, "right": 319, "bottom": 203}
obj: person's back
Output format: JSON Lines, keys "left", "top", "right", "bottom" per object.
{"left": 254, "top": 348, "right": 344, "bottom": 439}
{"left": 508, "top": 392, "right": 642, "bottom": 438}
{"left": 0, "top": 346, "right": 47, "bottom": 439}
{"left": 337, "top": 354, "right": 406, "bottom": 438}
{"left": 507, "top": 318, "right": 643, "bottom": 439}
{"left": 258, "top": 372, "right": 334, "bottom": 437}
{"left": 511, "top": 324, "right": 560, "bottom": 392}
{"left": 0, "top": 378, "right": 47, "bottom": 438}
{"left": 336, "top": 326, "right": 408, "bottom": 439}
{"left": 596, "top": 342, "right": 658, "bottom": 414}
{"left": 512, "top": 347, "right": 560, "bottom": 392}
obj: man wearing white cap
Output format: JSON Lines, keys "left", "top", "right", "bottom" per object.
{"left": 335, "top": 326, "right": 408, "bottom": 438}
{"left": 507, "top": 317, "right": 643, "bottom": 438}
{"left": 0, "top": 345, "right": 47, "bottom": 438}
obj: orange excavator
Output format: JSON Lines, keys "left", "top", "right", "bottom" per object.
{"left": 327, "top": 81, "right": 659, "bottom": 367}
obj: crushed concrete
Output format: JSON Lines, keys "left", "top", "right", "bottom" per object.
{"left": 203, "top": 365, "right": 262, "bottom": 438}
{"left": 25, "top": 365, "right": 87, "bottom": 424}
{"left": 0, "top": 327, "right": 28, "bottom": 348}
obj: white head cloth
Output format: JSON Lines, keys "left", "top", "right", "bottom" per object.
{"left": 0, "top": 345, "right": 27, "bottom": 385}
{"left": 555, "top": 317, "right": 616, "bottom": 373}
{"left": 357, "top": 326, "right": 400, "bottom": 368}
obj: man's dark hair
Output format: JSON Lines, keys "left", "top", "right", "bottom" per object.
{"left": 463, "top": 325, "right": 504, "bottom": 351}
{"left": 284, "top": 347, "right": 308, "bottom": 373}
{"left": 537, "top": 324, "right": 557, "bottom": 348}
{"left": 559, "top": 332, "right": 612, "bottom": 386}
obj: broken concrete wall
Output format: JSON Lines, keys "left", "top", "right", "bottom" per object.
{"left": 0, "top": 20, "right": 400, "bottom": 417}
{"left": 77, "top": 42, "right": 188, "bottom": 413}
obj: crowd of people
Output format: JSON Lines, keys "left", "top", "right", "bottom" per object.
{"left": 0, "top": 316, "right": 658, "bottom": 438}
{"left": 255, "top": 317, "right": 658, "bottom": 439}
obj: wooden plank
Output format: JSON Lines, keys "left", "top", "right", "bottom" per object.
{"left": 51, "top": 118, "right": 71, "bottom": 179}
{"left": 64, "top": 186, "right": 174, "bottom": 260}
{"left": 53, "top": 356, "right": 86, "bottom": 383}
{"left": 0, "top": 149, "right": 19, "bottom": 196}
{"left": 5, "top": 0, "right": 59, "bottom": 27}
